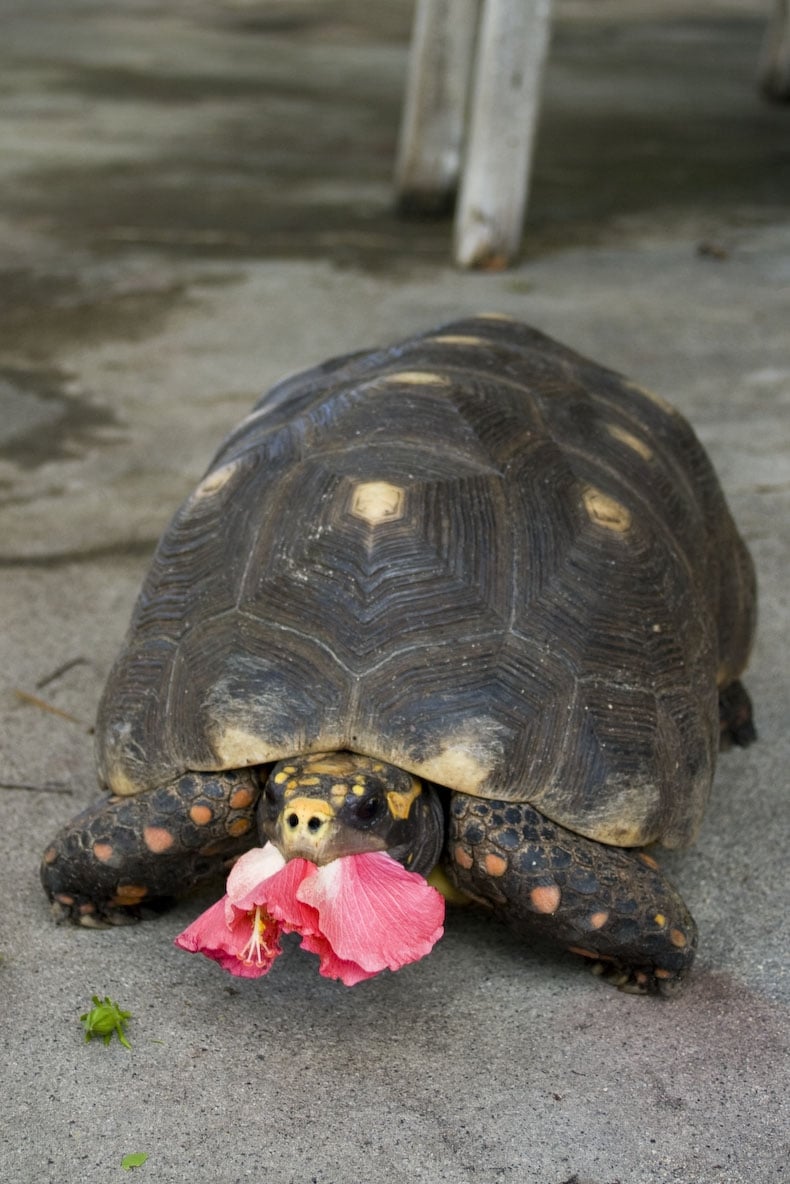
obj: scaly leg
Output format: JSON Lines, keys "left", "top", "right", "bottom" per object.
{"left": 41, "top": 769, "right": 260, "bottom": 926}
{"left": 447, "top": 793, "right": 697, "bottom": 995}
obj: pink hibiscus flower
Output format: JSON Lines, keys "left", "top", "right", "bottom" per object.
{"left": 174, "top": 844, "right": 445, "bottom": 986}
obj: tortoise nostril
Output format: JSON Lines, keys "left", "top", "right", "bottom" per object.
{"left": 285, "top": 811, "right": 324, "bottom": 834}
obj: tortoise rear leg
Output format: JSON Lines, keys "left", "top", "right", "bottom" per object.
{"left": 719, "top": 679, "right": 757, "bottom": 748}
{"left": 447, "top": 795, "right": 697, "bottom": 995}
{"left": 41, "top": 769, "right": 261, "bottom": 927}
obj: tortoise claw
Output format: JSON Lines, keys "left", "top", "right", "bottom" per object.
{"left": 49, "top": 894, "right": 143, "bottom": 927}
{"left": 591, "top": 958, "right": 689, "bottom": 996}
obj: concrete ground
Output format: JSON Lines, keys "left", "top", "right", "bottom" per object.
{"left": 1, "top": 1, "right": 788, "bottom": 1181}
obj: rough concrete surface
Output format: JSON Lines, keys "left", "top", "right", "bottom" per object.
{"left": 1, "top": 2, "right": 788, "bottom": 1182}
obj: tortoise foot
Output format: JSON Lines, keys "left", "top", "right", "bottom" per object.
{"left": 49, "top": 894, "right": 142, "bottom": 927}
{"left": 448, "top": 794, "right": 697, "bottom": 993}
{"left": 587, "top": 955, "right": 690, "bottom": 997}
{"left": 41, "top": 769, "right": 261, "bottom": 924}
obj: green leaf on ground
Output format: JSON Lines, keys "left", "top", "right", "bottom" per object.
{"left": 121, "top": 1152, "right": 149, "bottom": 1170}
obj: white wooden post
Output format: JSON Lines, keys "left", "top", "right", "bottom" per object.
{"left": 454, "top": 0, "right": 552, "bottom": 268}
{"left": 394, "top": 0, "right": 480, "bottom": 214}
{"left": 759, "top": 0, "right": 790, "bottom": 101}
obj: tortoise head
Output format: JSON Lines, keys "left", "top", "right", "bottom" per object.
{"left": 257, "top": 752, "right": 445, "bottom": 877}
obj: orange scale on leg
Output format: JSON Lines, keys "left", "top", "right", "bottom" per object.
{"left": 484, "top": 853, "right": 508, "bottom": 878}
{"left": 227, "top": 817, "right": 252, "bottom": 838}
{"left": 189, "top": 804, "right": 214, "bottom": 826}
{"left": 454, "top": 844, "right": 474, "bottom": 870}
{"left": 143, "top": 826, "right": 175, "bottom": 854}
{"left": 530, "top": 883, "right": 561, "bottom": 914}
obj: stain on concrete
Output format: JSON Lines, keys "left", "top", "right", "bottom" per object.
{"left": 50, "top": 63, "right": 327, "bottom": 106}
{"left": 0, "top": 365, "right": 121, "bottom": 468}
{"left": 0, "top": 537, "right": 158, "bottom": 569}
{"left": 0, "top": 267, "right": 198, "bottom": 358}
{"left": 214, "top": 0, "right": 414, "bottom": 41}
{"left": 3, "top": 12, "right": 788, "bottom": 272}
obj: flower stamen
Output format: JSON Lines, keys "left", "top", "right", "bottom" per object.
{"left": 238, "top": 905, "right": 276, "bottom": 966}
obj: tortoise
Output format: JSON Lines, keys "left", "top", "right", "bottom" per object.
{"left": 41, "top": 314, "right": 757, "bottom": 993}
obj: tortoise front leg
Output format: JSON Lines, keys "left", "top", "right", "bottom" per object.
{"left": 447, "top": 794, "right": 697, "bottom": 995}
{"left": 41, "top": 769, "right": 261, "bottom": 926}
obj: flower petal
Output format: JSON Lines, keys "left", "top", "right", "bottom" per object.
{"left": 299, "top": 931, "right": 379, "bottom": 986}
{"left": 174, "top": 896, "right": 281, "bottom": 979}
{"left": 226, "top": 843, "right": 286, "bottom": 903}
{"left": 234, "top": 856, "right": 320, "bottom": 934}
{"left": 174, "top": 897, "right": 234, "bottom": 955}
{"left": 296, "top": 851, "right": 445, "bottom": 975}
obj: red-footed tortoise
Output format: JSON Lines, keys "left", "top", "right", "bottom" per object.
{"left": 41, "top": 315, "right": 757, "bottom": 993}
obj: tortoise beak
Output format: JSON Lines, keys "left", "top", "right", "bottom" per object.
{"left": 269, "top": 795, "right": 387, "bottom": 865}
{"left": 277, "top": 797, "right": 336, "bottom": 862}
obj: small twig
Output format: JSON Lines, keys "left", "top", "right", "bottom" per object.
{"left": 36, "top": 657, "right": 90, "bottom": 690}
{"left": 0, "top": 781, "right": 74, "bottom": 794}
{"left": 13, "top": 688, "right": 86, "bottom": 727}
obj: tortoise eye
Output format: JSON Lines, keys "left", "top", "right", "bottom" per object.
{"left": 355, "top": 795, "right": 383, "bottom": 823}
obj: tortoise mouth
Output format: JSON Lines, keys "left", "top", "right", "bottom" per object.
{"left": 257, "top": 752, "right": 446, "bottom": 875}
{"left": 269, "top": 793, "right": 389, "bottom": 864}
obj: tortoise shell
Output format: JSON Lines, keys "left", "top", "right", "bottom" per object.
{"left": 97, "top": 315, "right": 755, "bottom": 850}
